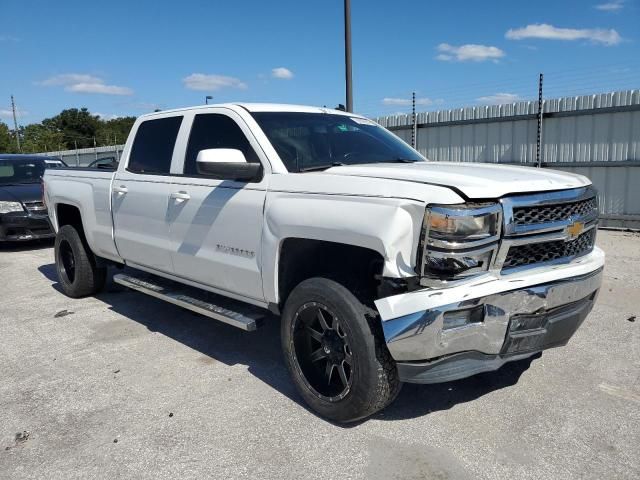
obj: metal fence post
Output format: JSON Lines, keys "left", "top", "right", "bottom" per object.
{"left": 536, "top": 73, "right": 544, "bottom": 167}
{"left": 411, "top": 91, "right": 417, "bottom": 149}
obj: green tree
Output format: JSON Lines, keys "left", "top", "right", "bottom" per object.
{"left": 21, "top": 124, "right": 65, "bottom": 153}
{"left": 2, "top": 108, "right": 138, "bottom": 153}
{"left": 96, "top": 116, "right": 136, "bottom": 146}
{"left": 41, "top": 108, "right": 100, "bottom": 149}
{"left": 0, "top": 121, "right": 18, "bottom": 153}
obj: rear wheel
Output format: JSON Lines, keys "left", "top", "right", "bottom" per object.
{"left": 281, "top": 277, "right": 401, "bottom": 423}
{"left": 54, "top": 225, "right": 106, "bottom": 298}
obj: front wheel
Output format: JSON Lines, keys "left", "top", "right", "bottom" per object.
{"left": 54, "top": 225, "right": 106, "bottom": 298}
{"left": 281, "top": 277, "right": 401, "bottom": 423}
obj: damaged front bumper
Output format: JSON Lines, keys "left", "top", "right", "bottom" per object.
{"left": 0, "top": 212, "right": 54, "bottom": 241}
{"left": 374, "top": 247, "right": 605, "bottom": 384}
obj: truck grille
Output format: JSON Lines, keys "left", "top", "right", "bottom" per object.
{"left": 499, "top": 187, "right": 598, "bottom": 273}
{"left": 23, "top": 201, "right": 47, "bottom": 214}
{"left": 513, "top": 197, "right": 597, "bottom": 226}
{"left": 503, "top": 228, "right": 596, "bottom": 269}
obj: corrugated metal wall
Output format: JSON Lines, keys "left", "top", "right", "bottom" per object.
{"left": 39, "top": 145, "right": 124, "bottom": 167}
{"left": 377, "top": 90, "right": 640, "bottom": 229}
{"left": 36, "top": 90, "right": 640, "bottom": 228}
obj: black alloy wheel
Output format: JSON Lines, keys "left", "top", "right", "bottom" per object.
{"left": 58, "top": 239, "right": 76, "bottom": 284}
{"left": 54, "top": 224, "right": 106, "bottom": 298}
{"left": 281, "top": 277, "right": 401, "bottom": 423}
{"left": 291, "top": 302, "right": 353, "bottom": 401}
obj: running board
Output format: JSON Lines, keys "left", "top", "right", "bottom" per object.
{"left": 113, "top": 272, "right": 265, "bottom": 331}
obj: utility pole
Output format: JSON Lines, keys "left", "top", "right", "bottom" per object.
{"left": 10, "top": 95, "right": 21, "bottom": 151}
{"left": 535, "top": 73, "right": 544, "bottom": 168}
{"left": 411, "top": 91, "right": 416, "bottom": 148}
{"left": 344, "top": 0, "right": 353, "bottom": 112}
{"left": 74, "top": 140, "right": 79, "bottom": 167}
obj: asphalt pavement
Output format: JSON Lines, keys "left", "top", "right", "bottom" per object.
{"left": 1, "top": 230, "right": 638, "bottom": 479}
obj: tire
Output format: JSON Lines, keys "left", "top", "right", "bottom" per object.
{"left": 281, "top": 277, "right": 401, "bottom": 423}
{"left": 54, "top": 225, "right": 106, "bottom": 298}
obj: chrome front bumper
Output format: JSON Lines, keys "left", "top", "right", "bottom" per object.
{"left": 375, "top": 247, "right": 604, "bottom": 383}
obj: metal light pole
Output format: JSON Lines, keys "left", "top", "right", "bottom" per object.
{"left": 205, "top": 95, "right": 213, "bottom": 105}
{"left": 344, "top": 0, "right": 353, "bottom": 112}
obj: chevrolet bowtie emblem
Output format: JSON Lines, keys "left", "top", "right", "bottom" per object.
{"left": 566, "top": 221, "right": 584, "bottom": 240}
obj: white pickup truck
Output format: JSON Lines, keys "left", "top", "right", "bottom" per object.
{"left": 43, "top": 103, "right": 604, "bottom": 422}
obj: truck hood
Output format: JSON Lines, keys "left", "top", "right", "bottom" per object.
{"left": 324, "top": 162, "right": 591, "bottom": 199}
{"left": 0, "top": 182, "right": 42, "bottom": 203}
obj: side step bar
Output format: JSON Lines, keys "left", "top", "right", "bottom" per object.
{"left": 113, "top": 272, "right": 266, "bottom": 331}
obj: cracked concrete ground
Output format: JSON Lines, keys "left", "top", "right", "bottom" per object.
{"left": 0, "top": 230, "right": 638, "bottom": 479}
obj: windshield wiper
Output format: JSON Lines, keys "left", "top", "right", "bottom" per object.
{"left": 299, "top": 162, "right": 346, "bottom": 172}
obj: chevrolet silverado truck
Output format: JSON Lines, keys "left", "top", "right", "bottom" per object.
{"left": 43, "top": 104, "right": 604, "bottom": 422}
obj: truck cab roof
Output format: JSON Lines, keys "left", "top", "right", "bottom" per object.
{"left": 137, "top": 103, "right": 363, "bottom": 119}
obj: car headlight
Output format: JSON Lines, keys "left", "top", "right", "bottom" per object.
{"left": 428, "top": 205, "right": 500, "bottom": 240}
{"left": 418, "top": 203, "right": 502, "bottom": 285}
{"left": 0, "top": 201, "right": 24, "bottom": 214}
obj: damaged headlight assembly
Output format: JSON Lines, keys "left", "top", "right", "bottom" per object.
{"left": 418, "top": 203, "right": 502, "bottom": 285}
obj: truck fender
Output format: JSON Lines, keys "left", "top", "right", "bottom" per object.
{"left": 261, "top": 191, "right": 426, "bottom": 304}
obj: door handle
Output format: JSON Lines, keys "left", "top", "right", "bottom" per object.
{"left": 170, "top": 191, "right": 190, "bottom": 201}
{"left": 113, "top": 185, "right": 128, "bottom": 195}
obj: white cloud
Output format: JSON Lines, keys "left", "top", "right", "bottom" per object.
{"left": 182, "top": 73, "right": 247, "bottom": 91}
{"left": 67, "top": 83, "right": 133, "bottom": 95}
{"left": 505, "top": 23, "right": 622, "bottom": 46}
{"left": 37, "top": 74, "right": 102, "bottom": 86}
{"left": 476, "top": 93, "right": 522, "bottom": 104}
{"left": 0, "top": 34, "right": 20, "bottom": 42}
{"left": 595, "top": 0, "right": 624, "bottom": 11}
{"left": 436, "top": 43, "right": 505, "bottom": 62}
{"left": 94, "top": 113, "right": 123, "bottom": 120}
{"left": 37, "top": 73, "right": 133, "bottom": 95}
{"left": 382, "top": 97, "right": 442, "bottom": 106}
{"left": 0, "top": 108, "right": 28, "bottom": 119}
{"left": 271, "top": 67, "right": 294, "bottom": 80}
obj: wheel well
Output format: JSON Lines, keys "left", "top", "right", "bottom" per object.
{"left": 278, "top": 238, "right": 384, "bottom": 308}
{"left": 56, "top": 204, "right": 84, "bottom": 233}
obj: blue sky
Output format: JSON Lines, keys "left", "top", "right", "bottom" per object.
{"left": 1, "top": 0, "right": 638, "bottom": 124}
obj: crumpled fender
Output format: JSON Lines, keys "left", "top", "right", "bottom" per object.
{"left": 260, "top": 177, "right": 463, "bottom": 304}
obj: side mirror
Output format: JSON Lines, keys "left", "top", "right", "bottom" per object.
{"left": 196, "top": 148, "right": 261, "bottom": 181}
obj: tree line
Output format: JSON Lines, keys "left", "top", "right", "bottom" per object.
{"left": 0, "top": 108, "right": 136, "bottom": 154}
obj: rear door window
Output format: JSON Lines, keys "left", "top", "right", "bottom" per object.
{"left": 128, "top": 116, "right": 183, "bottom": 174}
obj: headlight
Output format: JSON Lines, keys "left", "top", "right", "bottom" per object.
{"left": 0, "top": 201, "right": 24, "bottom": 214}
{"left": 418, "top": 203, "right": 502, "bottom": 284}
{"left": 427, "top": 205, "right": 500, "bottom": 240}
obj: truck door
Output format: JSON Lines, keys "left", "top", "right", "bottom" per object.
{"left": 167, "top": 110, "right": 267, "bottom": 302}
{"left": 112, "top": 115, "right": 183, "bottom": 273}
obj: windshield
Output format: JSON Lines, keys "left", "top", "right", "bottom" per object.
{"left": 0, "top": 159, "right": 46, "bottom": 185}
{"left": 251, "top": 112, "right": 425, "bottom": 172}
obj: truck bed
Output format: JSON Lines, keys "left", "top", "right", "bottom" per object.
{"left": 43, "top": 168, "right": 120, "bottom": 262}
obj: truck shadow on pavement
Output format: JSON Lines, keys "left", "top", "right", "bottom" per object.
{"left": 39, "top": 265, "right": 540, "bottom": 424}
{"left": 1, "top": 239, "right": 54, "bottom": 252}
